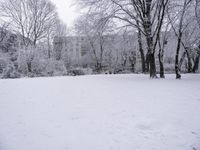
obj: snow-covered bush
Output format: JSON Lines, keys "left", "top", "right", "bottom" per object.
{"left": 45, "top": 60, "right": 67, "bottom": 76}
{"left": 2, "top": 63, "right": 21, "bottom": 79}
{"left": 31, "top": 57, "right": 47, "bottom": 76}
{"left": 68, "top": 68, "right": 86, "bottom": 76}
{"left": 0, "top": 58, "right": 8, "bottom": 74}
{"left": 67, "top": 67, "right": 93, "bottom": 76}
{"left": 82, "top": 67, "right": 93, "bottom": 75}
{"left": 17, "top": 50, "right": 29, "bottom": 75}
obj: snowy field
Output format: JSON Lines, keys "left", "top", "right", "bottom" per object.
{"left": 0, "top": 74, "right": 200, "bottom": 150}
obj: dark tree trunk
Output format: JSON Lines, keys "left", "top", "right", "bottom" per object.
{"left": 96, "top": 62, "right": 102, "bottom": 73}
{"left": 149, "top": 52, "right": 157, "bottom": 78}
{"left": 175, "top": 37, "right": 182, "bottom": 79}
{"left": 172, "top": 0, "right": 189, "bottom": 79}
{"left": 140, "top": 48, "right": 146, "bottom": 73}
{"left": 145, "top": 54, "right": 150, "bottom": 72}
{"left": 158, "top": 35, "right": 165, "bottom": 78}
{"left": 131, "top": 63, "right": 135, "bottom": 72}
{"left": 136, "top": 21, "right": 146, "bottom": 73}
{"left": 129, "top": 52, "right": 136, "bottom": 72}
{"left": 158, "top": 49, "right": 165, "bottom": 78}
{"left": 192, "top": 55, "right": 200, "bottom": 73}
{"left": 185, "top": 48, "right": 193, "bottom": 73}
{"left": 27, "top": 62, "right": 32, "bottom": 73}
{"left": 144, "top": 0, "right": 157, "bottom": 78}
{"left": 146, "top": 35, "right": 157, "bottom": 78}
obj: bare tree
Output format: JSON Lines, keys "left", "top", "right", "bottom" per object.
{"left": 158, "top": 25, "right": 169, "bottom": 78}
{"left": 75, "top": 13, "right": 114, "bottom": 72}
{"left": 167, "top": 0, "right": 194, "bottom": 79}
{"left": 0, "top": 0, "right": 58, "bottom": 47}
{"left": 136, "top": 19, "right": 146, "bottom": 73}
{"left": 46, "top": 19, "right": 67, "bottom": 58}
{"left": 191, "top": 0, "right": 200, "bottom": 73}
{"left": 77, "top": 0, "right": 169, "bottom": 78}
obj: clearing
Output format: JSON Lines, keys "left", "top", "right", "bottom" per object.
{"left": 0, "top": 74, "right": 200, "bottom": 150}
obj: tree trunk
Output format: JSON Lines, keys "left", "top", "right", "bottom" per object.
{"left": 185, "top": 48, "right": 193, "bottom": 73}
{"left": 145, "top": 54, "right": 150, "bottom": 72}
{"left": 158, "top": 35, "right": 165, "bottom": 78}
{"left": 175, "top": 37, "right": 182, "bottom": 79}
{"left": 140, "top": 47, "right": 146, "bottom": 73}
{"left": 27, "top": 62, "right": 32, "bottom": 73}
{"left": 158, "top": 49, "right": 165, "bottom": 78}
{"left": 148, "top": 52, "right": 157, "bottom": 78}
{"left": 179, "top": 51, "right": 186, "bottom": 69}
{"left": 144, "top": 0, "right": 157, "bottom": 78}
{"left": 136, "top": 21, "right": 146, "bottom": 73}
{"left": 192, "top": 55, "right": 200, "bottom": 73}
{"left": 174, "top": 0, "right": 189, "bottom": 79}
{"left": 146, "top": 35, "right": 157, "bottom": 78}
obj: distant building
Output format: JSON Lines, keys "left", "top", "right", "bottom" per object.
{"left": 53, "top": 34, "right": 179, "bottom": 72}
{"left": 53, "top": 35, "right": 142, "bottom": 70}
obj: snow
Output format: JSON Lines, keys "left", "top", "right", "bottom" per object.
{"left": 0, "top": 74, "right": 200, "bottom": 150}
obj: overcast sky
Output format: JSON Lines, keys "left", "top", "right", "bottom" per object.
{"left": 51, "top": 0, "right": 79, "bottom": 27}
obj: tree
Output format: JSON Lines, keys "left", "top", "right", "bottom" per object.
{"left": 76, "top": 0, "right": 169, "bottom": 78}
{"left": 136, "top": 19, "right": 146, "bottom": 73}
{"left": 193, "top": 0, "right": 200, "bottom": 73}
{"left": 157, "top": 23, "right": 170, "bottom": 78}
{"left": 75, "top": 13, "right": 115, "bottom": 72}
{"left": 46, "top": 19, "right": 67, "bottom": 58}
{"left": 0, "top": 0, "right": 58, "bottom": 46}
{"left": 167, "top": 0, "right": 195, "bottom": 79}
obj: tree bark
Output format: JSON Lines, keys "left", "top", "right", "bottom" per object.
{"left": 192, "top": 55, "right": 200, "bottom": 73}
{"left": 144, "top": 0, "right": 157, "bottom": 78}
{"left": 136, "top": 21, "right": 146, "bottom": 73}
{"left": 158, "top": 49, "right": 165, "bottom": 78}
{"left": 145, "top": 35, "right": 157, "bottom": 78}
{"left": 170, "top": 0, "right": 190, "bottom": 79}
{"left": 185, "top": 48, "right": 193, "bottom": 73}
{"left": 175, "top": 36, "right": 182, "bottom": 79}
{"left": 158, "top": 34, "right": 165, "bottom": 78}
{"left": 145, "top": 54, "right": 150, "bottom": 72}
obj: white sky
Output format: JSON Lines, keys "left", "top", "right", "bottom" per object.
{"left": 51, "top": 0, "right": 79, "bottom": 27}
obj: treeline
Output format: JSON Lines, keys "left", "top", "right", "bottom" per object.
{"left": 0, "top": 0, "right": 200, "bottom": 79}
{"left": 75, "top": 0, "right": 200, "bottom": 79}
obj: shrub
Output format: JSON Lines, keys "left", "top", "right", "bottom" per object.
{"left": 31, "top": 57, "right": 47, "bottom": 76}
{"left": 0, "top": 58, "right": 8, "bottom": 74}
{"left": 2, "top": 63, "right": 21, "bottom": 79}
{"left": 45, "top": 60, "right": 67, "bottom": 76}
{"left": 68, "top": 68, "right": 85, "bottom": 76}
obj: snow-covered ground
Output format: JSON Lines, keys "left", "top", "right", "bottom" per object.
{"left": 0, "top": 74, "right": 200, "bottom": 150}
